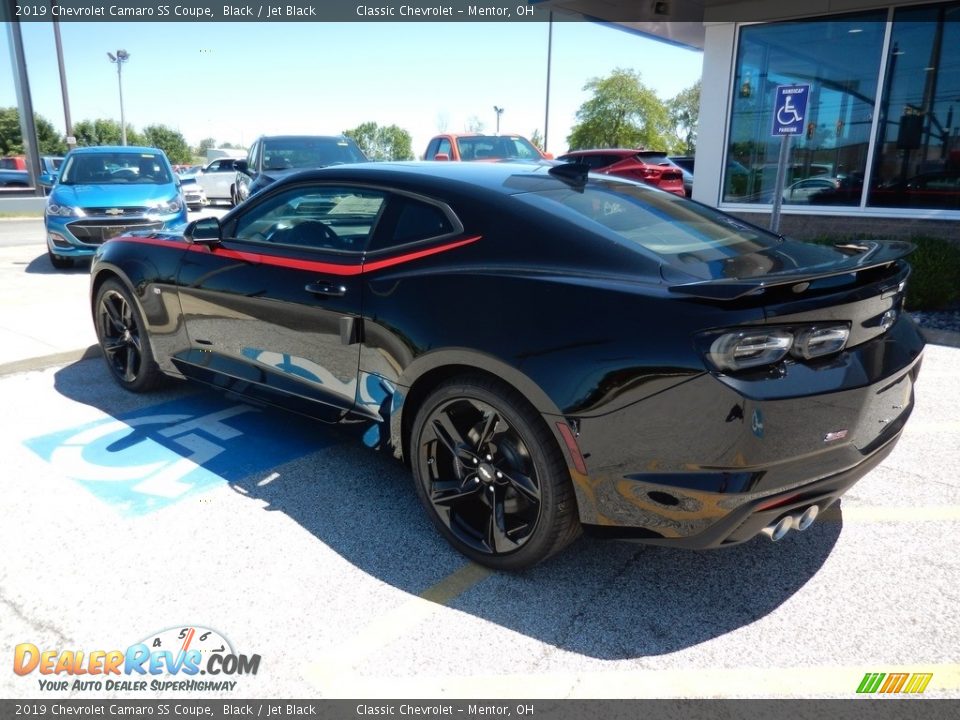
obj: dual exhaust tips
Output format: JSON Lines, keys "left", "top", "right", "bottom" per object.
{"left": 761, "top": 505, "right": 819, "bottom": 542}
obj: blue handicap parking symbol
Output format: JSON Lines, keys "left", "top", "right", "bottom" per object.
{"left": 24, "top": 394, "right": 336, "bottom": 516}
{"left": 772, "top": 84, "right": 810, "bottom": 136}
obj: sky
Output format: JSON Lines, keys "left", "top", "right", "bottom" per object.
{"left": 1, "top": 20, "right": 703, "bottom": 158}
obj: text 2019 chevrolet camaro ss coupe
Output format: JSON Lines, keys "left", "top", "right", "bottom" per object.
{"left": 89, "top": 161, "right": 924, "bottom": 570}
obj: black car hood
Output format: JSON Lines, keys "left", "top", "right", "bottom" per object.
{"left": 663, "top": 239, "right": 914, "bottom": 300}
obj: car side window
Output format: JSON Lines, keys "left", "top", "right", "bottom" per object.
{"left": 232, "top": 185, "right": 386, "bottom": 252}
{"left": 437, "top": 139, "right": 452, "bottom": 157}
{"left": 367, "top": 195, "right": 460, "bottom": 252}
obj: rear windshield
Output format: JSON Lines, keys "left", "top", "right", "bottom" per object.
{"left": 262, "top": 138, "right": 367, "bottom": 170}
{"left": 517, "top": 179, "right": 780, "bottom": 263}
{"left": 60, "top": 152, "right": 172, "bottom": 185}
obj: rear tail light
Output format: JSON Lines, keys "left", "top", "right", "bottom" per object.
{"left": 707, "top": 330, "right": 793, "bottom": 372}
{"left": 700, "top": 324, "right": 850, "bottom": 373}
{"left": 791, "top": 326, "right": 850, "bottom": 360}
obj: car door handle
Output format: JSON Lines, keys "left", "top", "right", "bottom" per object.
{"left": 305, "top": 281, "right": 347, "bottom": 297}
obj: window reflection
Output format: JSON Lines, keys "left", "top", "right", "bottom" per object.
{"left": 726, "top": 13, "right": 886, "bottom": 206}
{"left": 869, "top": 3, "right": 960, "bottom": 210}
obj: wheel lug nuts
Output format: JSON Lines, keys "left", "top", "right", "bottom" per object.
{"left": 496, "top": 471, "right": 502, "bottom": 479}
{"left": 485, "top": 454, "right": 492, "bottom": 461}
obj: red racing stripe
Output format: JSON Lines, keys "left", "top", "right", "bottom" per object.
{"left": 114, "top": 234, "right": 481, "bottom": 275}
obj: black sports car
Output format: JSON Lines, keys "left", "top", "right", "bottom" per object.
{"left": 89, "top": 161, "right": 924, "bottom": 570}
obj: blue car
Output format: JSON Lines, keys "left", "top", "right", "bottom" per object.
{"left": 45, "top": 146, "right": 187, "bottom": 269}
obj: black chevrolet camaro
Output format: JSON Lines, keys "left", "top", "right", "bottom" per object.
{"left": 89, "top": 161, "right": 924, "bottom": 570}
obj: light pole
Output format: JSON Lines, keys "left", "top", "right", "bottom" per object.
{"left": 107, "top": 50, "right": 130, "bottom": 145}
{"left": 493, "top": 106, "right": 504, "bottom": 135}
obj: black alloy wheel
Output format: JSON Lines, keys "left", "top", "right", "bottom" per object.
{"left": 411, "top": 376, "right": 580, "bottom": 570}
{"left": 94, "top": 279, "right": 162, "bottom": 392}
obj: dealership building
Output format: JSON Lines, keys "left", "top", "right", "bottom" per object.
{"left": 553, "top": 0, "right": 959, "bottom": 239}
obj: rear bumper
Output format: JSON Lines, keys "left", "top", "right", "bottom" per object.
{"left": 582, "top": 427, "right": 899, "bottom": 547}
{"left": 567, "top": 314, "right": 924, "bottom": 547}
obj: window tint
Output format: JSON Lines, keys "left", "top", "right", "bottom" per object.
{"left": 233, "top": 186, "right": 386, "bottom": 252}
{"left": 437, "top": 139, "right": 452, "bottom": 157}
{"left": 392, "top": 199, "right": 453, "bottom": 243}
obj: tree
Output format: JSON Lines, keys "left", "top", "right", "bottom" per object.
{"left": 465, "top": 115, "right": 485, "bottom": 133}
{"left": 196, "top": 137, "right": 217, "bottom": 155}
{"left": 72, "top": 118, "right": 144, "bottom": 147}
{"left": 344, "top": 122, "right": 414, "bottom": 161}
{"left": 141, "top": 125, "right": 193, "bottom": 164}
{"left": 530, "top": 129, "right": 544, "bottom": 151}
{"left": 0, "top": 107, "right": 67, "bottom": 155}
{"left": 669, "top": 80, "right": 701, "bottom": 155}
{"left": 566, "top": 68, "right": 672, "bottom": 151}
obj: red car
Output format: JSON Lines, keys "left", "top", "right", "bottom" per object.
{"left": 557, "top": 149, "right": 686, "bottom": 197}
{"left": 424, "top": 133, "right": 551, "bottom": 162}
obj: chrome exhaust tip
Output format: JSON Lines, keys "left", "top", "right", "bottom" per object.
{"left": 761, "top": 515, "right": 794, "bottom": 542}
{"left": 794, "top": 505, "right": 819, "bottom": 532}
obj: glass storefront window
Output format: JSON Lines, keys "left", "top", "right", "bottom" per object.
{"left": 869, "top": 3, "right": 960, "bottom": 210}
{"left": 726, "top": 14, "right": 886, "bottom": 206}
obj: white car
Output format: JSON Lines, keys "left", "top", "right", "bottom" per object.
{"left": 179, "top": 175, "right": 208, "bottom": 212}
{"left": 783, "top": 177, "right": 842, "bottom": 204}
{"left": 195, "top": 157, "right": 239, "bottom": 206}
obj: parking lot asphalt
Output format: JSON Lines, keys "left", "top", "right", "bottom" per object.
{"left": 1, "top": 216, "right": 959, "bottom": 700}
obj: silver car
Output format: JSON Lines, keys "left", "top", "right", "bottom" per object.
{"left": 195, "top": 157, "right": 240, "bottom": 206}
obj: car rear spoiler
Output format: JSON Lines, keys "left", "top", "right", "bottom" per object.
{"left": 665, "top": 240, "right": 914, "bottom": 300}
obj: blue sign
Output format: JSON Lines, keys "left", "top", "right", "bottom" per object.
{"left": 771, "top": 85, "right": 810, "bottom": 136}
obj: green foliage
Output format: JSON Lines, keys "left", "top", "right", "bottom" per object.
{"left": 196, "top": 137, "right": 217, "bottom": 154}
{"left": 668, "top": 80, "right": 700, "bottom": 156}
{"left": 0, "top": 106, "right": 67, "bottom": 155}
{"left": 808, "top": 235, "right": 960, "bottom": 311}
{"left": 529, "top": 129, "right": 544, "bottom": 151}
{"left": 344, "top": 122, "right": 414, "bottom": 161}
{"left": 902, "top": 237, "right": 960, "bottom": 311}
{"left": 141, "top": 125, "right": 193, "bottom": 164}
{"left": 567, "top": 68, "right": 672, "bottom": 151}
{"left": 72, "top": 118, "right": 144, "bottom": 147}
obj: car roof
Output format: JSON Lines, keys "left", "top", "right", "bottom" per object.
{"left": 266, "top": 160, "right": 608, "bottom": 196}
{"left": 68, "top": 146, "right": 164, "bottom": 154}
{"left": 560, "top": 149, "right": 640, "bottom": 158}
{"left": 257, "top": 134, "right": 352, "bottom": 141}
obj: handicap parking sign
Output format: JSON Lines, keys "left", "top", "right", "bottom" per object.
{"left": 772, "top": 85, "right": 810, "bottom": 136}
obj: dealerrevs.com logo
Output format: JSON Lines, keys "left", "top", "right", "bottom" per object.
{"left": 13, "top": 626, "right": 260, "bottom": 692}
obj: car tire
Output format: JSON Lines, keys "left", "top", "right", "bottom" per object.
{"left": 93, "top": 278, "right": 164, "bottom": 393}
{"left": 411, "top": 375, "right": 581, "bottom": 570}
{"left": 229, "top": 186, "right": 238, "bottom": 208}
{"left": 47, "top": 248, "right": 73, "bottom": 270}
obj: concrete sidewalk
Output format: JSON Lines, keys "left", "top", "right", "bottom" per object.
{"left": 0, "top": 242, "right": 100, "bottom": 375}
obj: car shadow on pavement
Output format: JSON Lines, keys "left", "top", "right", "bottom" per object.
{"left": 49, "top": 358, "right": 841, "bottom": 661}
{"left": 24, "top": 251, "right": 90, "bottom": 275}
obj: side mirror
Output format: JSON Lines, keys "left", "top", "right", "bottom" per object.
{"left": 38, "top": 172, "right": 57, "bottom": 188}
{"left": 433, "top": 153, "right": 450, "bottom": 162}
{"left": 542, "top": 152, "right": 554, "bottom": 160}
{"left": 234, "top": 159, "right": 249, "bottom": 175}
{"left": 184, "top": 217, "right": 222, "bottom": 245}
